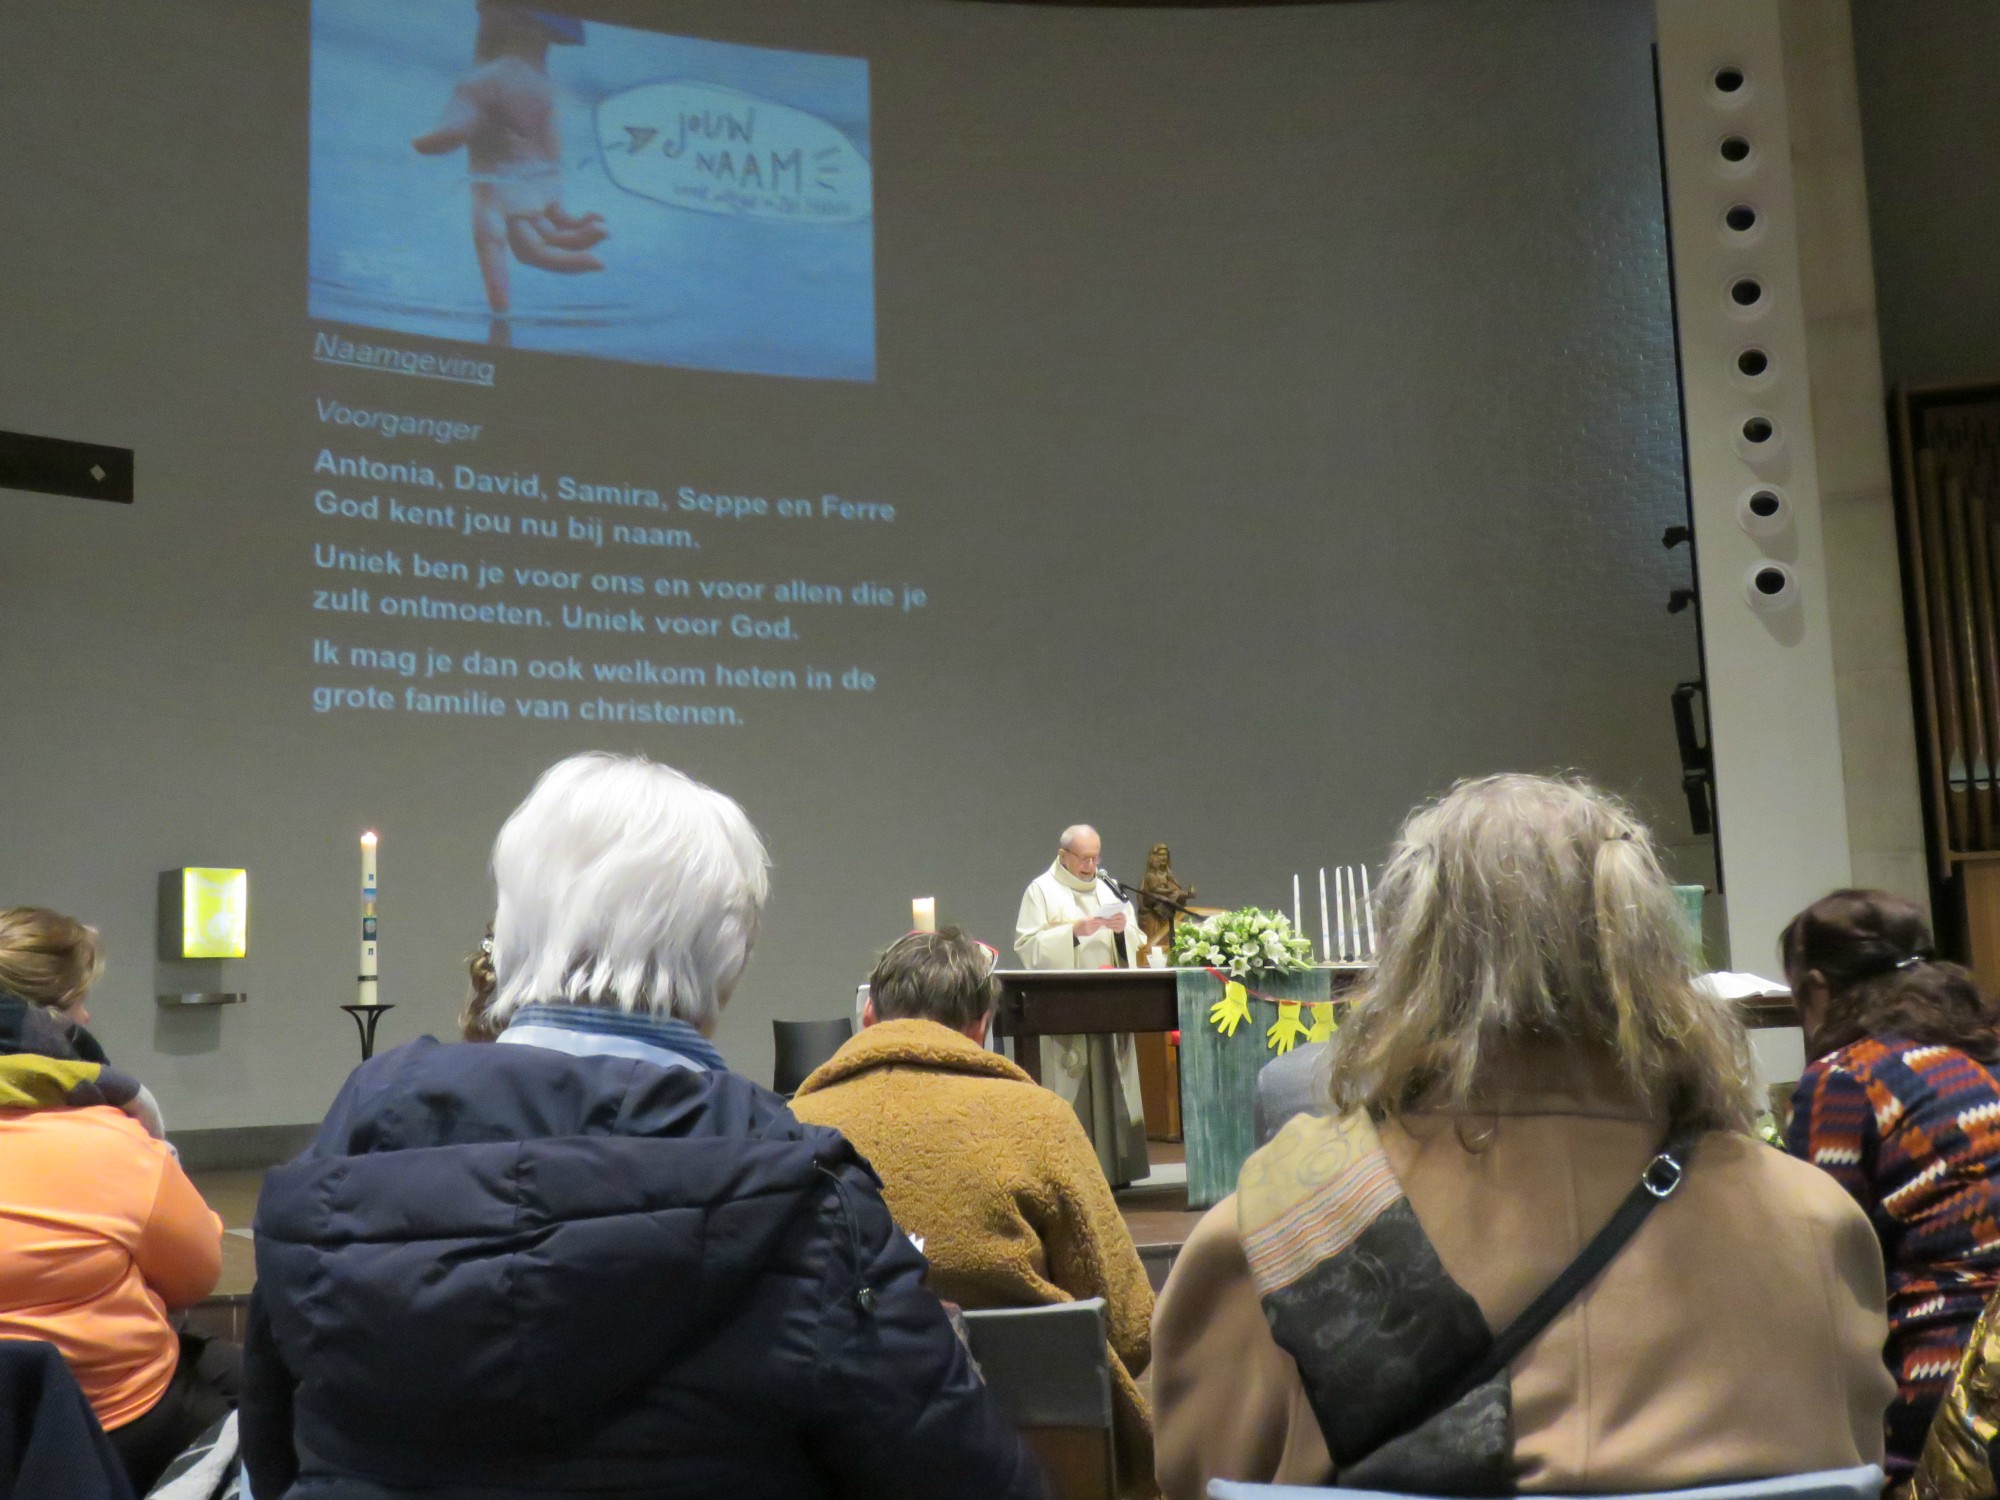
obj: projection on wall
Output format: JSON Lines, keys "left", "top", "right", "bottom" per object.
{"left": 2, "top": 0, "right": 1703, "bottom": 1125}
{"left": 309, "top": 0, "right": 875, "bottom": 380}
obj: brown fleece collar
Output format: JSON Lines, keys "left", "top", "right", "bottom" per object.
{"left": 791, "top": 1018, "right": 1032, "bottom": 1097}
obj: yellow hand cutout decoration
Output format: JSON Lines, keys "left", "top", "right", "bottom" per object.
{"left": 1209, "top": 980, "right": 1252, "bottom": 1038}
{"left": 1304, "top": 1002, "right": 1339, "bottom": 1044}
{"left": 1266, "top": 1001, "right": 1310, "bottom": 1055}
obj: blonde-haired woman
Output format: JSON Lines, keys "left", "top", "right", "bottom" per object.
{"left": 0, "top": 905, "right": 106, "bottom": 1020}
{"left": 0, "top": 907, "right": 228, "bottom": 1490}
{"left": 1153, "top": 774, "right": 1894, "bottom": 1500}
{"left": 0, "top": 906, "right": 163, "bottom": 1137}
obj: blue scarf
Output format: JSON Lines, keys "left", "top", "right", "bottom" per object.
{"left": 498, "top": 1001, "right": 728, "bottom": 1073}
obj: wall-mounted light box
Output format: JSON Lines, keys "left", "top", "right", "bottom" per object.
{"left": 166, "top": 868, "right": 247, "bottom": 957}
{"left": 157, "top": 868, "right": 248, "bottom": 1006}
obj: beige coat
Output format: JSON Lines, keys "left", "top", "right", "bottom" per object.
{"left": 791, "top": 1019, "right": 1156, "bottom": 1492}
{"left": 1152, "top": 1051, "right": 1894, "bottom": 1500}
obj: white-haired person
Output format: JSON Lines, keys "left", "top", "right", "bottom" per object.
{"left": 240, "top": 753, "right": 1044, "bottom": 1500}
{"left": 1151, "top": 774, "right": 1894, "bottom": 1500}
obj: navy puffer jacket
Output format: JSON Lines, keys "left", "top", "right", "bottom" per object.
{"left": 241, "top": 1036, "right": 1044, "bottom": 1499}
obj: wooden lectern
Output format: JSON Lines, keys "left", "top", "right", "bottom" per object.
{"left": 993, "top": 970, "right": 1179, "bottom": 1087}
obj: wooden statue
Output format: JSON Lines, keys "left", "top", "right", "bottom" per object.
{"left": 1137, "top": 843, "right": 1195, "bottom": 956}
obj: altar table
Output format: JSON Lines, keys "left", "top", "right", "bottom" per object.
{"left": 994, "top": 969, "right": 1799, "bottom": 1208}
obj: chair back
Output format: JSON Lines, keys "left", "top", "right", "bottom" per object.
{"left": 1208, "top": 1464, "right": 1885, "bottom": 1500}
{"left": 961, "top": 1299, "right": 1116, "bottom": 1500}
{"left": 0, "top": 1338, "right": 135, "bottom": 1498}
{"left": 771, "top": 1017, "right": 855, "bottom": 1095}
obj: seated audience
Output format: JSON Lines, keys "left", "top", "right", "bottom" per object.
{"left": 1252, "top": 1034, "right": 1330, "bottom": 1147}
{"left": 0, "top": 906, "right": 165, "bottom": 1138}
{"left": 458, "top": 921, "right": 500, "bottom": 1041}
{"left": 1152, "top": 774, "right": 1893, "bottom": 1500}
{"left": 1784, "top": 889, "right": 2000, "bottom": 1483}
{"left": 790, "top": 928, "right": 1156, "bottom": 1493}
{"left": 241, "top": 753, "right": 1042, "bottom": 1500}
{"left": 0, "top": 918, "right": 229, "bottom": 1493}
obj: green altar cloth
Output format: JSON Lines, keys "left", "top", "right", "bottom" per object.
{"left": 1175, "top": 966, "right": 1336, "bottom": 1209}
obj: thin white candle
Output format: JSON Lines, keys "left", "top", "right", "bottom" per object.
{"left": 912, "top": 896, "right": 936, "bottom": 933}
{"left": 1352, "top": 868, "right": 1368, "bottom": 964}
{"left": 359, "top": 831, "right": 379, "bottom": 1006}
{"left": 1333, "top": 865, "right": 1347, "bottom": 962}
{"left": 1336, "top": 868, "right": 1352, "bottom": 964}
{"left": 1318, "top": 867, "right": 1332, "bottom": 965}
{"left": 1361, "top": 864, "right": 1377, "bottom": 958}
{"left": 1292, "top": 873, "right": 1302, "bottom": 936}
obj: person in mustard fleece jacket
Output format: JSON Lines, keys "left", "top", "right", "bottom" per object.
{"left": 791, "top": 927, "right": 1157, "bottom": 1496}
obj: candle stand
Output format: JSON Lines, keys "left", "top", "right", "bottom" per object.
{"left": 340, "top": 1003, "right": 395, "bottom": 1062}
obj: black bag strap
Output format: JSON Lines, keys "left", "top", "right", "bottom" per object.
{"left": 1357, "top": 1128, "right": 1700, "bottom": 1464}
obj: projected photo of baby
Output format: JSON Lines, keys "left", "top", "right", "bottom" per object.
{"left": 310, "top": 0, "right": 875, "bottom": 381}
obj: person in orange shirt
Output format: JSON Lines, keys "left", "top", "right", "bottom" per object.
{"left": 0, "top": 908, "right": 229, "bottom": 1492}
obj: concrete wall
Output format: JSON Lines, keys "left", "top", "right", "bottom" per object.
{"left": 1780, "top": 0, "right": 1928, "bottom": 911}
{"left": 1657, "top": 0, "right": 1931, "bottom": 1082}
{"left": 1852, "top": 0, "right": 2000, "bottom": 389}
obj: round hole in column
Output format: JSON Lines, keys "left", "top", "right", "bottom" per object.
{"left": 1739, "top": 485, "right": 1791, "bottom": 538}
{"left": 1743, "top": 416, "right": 1775, "bottom": 444}
{"left": 1743, "top": 560, "right": 1799, "bottom": 611}
{"left": 1725, "top": 204, "right": 1758, "bottom": 233}
{"left": 1713, "top": 66, "right": 1746, "bottom": 94}
{"left": 1737, "top": 348, "right": 1770, "bottom": 378}
{"left": 1730, "top": 277, "right": 1764, "bottom": 307}
{"left": 1720, "top": 135, "right": 1752, "bottom": 163}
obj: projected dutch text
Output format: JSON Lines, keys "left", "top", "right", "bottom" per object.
{"left": 303, "top": 395, "right": 919, "bottom": 726}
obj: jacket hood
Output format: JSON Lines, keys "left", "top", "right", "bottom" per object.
{"left": 254, "top": 1037, "right": 857, "bottom": 1451}
{"left": 791, "top": 1018, "right": 1033, "bottom": 1098}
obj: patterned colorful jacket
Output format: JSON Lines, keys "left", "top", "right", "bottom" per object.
{"left": 1788, "top": 1036, "right": 2000, "bottom": 1480}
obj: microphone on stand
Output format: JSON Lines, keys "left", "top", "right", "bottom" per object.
{"left": 1096, "top": 871, "right": 1132, "bottom": 966}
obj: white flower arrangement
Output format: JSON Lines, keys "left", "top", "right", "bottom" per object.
{"left": 1169, "top": 906, "right": 1316, "bottom": 977}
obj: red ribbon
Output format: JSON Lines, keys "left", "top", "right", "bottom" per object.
{"left": 1200, "top": 966, "right": 1337, "bottom": 1008}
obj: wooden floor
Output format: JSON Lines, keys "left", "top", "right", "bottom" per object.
{"left": 1116, "top": 1142, "right": 1202, "bottom": 1290}
{"left": 193, "top": 1139, "right": 1201, "bottom": 1303}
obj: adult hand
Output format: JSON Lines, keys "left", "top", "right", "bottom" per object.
{"left": 1075, "top": 916, "right": 1106, "bottom": 939}
{"left": 1102, "top": 911, "right": 1127, "bottom": 934}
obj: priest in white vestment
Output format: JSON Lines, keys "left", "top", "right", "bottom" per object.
{"left": 1013, "top": 824, "right": 1150, "bottom": 1186}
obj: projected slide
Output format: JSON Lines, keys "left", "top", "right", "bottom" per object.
{"left": 309, "top": 0, "right": 875, "bottom": 380}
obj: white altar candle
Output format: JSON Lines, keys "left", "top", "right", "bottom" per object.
{"left": 1318, "top": 867, "right": 1332, "bottom": 964}
{"left": 1333, "top": 865, "right": 1347, "bottom": 962}
{"left": 1345, "top": 866, "right": 1363, "bottom": 959}
{"left": 912, "top": 896, "right": 936, "bottom": 932}
{"left": 359, "top": 832, "right": 379, "bottom": 1006}
{"left": 1361, "top": 864, "right": 1377, "bottom": 957}
{"left": 1292, "top": 873, "right": 1301, "bottom": 935}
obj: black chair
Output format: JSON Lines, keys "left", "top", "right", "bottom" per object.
{"left": 771, "top": 1017, "right": 855, "bottom": 1096}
